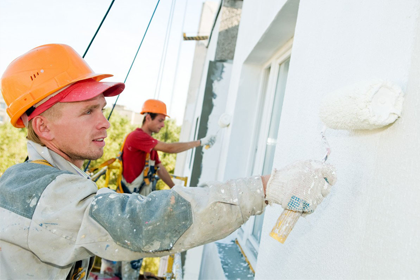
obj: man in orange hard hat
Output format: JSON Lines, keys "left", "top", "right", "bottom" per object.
{"left": 0, "top": 44, "right": 337, "bottom": 279}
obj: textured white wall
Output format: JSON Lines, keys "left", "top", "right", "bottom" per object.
{"left": 256, "top": 0, "right": 420, "bottom": 279}
{"left": 232, "top": 0, "right": 289, "bottom": 60}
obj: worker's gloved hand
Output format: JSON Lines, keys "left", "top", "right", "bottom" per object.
{"left": 200, "top": 135, "right": 217, "bottom": 148}
{"left": 265, "top": 160, "right": 337, "bottom": 215}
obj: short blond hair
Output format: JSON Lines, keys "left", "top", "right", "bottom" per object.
{"left": 26, "top": 120, "right": 44, "bottom": 146}
{"left": 26, "top": 103, "right": 63, "bottom": 146}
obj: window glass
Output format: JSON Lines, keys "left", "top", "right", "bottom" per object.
{"left": 236, "top": 53, "right": 292, "bottom": 272}
{"left": 252, "top": 58, "right": 290, "bottom": 244}
{"left": 262, "top": 58, "right": 290, "bottom": 175}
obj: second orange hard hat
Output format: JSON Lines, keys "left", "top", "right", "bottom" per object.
{"left": 141, "top": 99, "right": 169, "bottom": 117}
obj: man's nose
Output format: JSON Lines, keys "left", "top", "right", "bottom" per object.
{"left": 99, "top": 113, "right": 110, "bottom": 130}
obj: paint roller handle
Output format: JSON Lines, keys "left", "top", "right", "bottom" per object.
{"left": 269, "top": 176, "right": 331, "bottom": 243}
{"left": 269, "top": 210, "right": 302, "bottom": 243}
{"left": 200, "top": 134, "right": 217, "bottom": 149}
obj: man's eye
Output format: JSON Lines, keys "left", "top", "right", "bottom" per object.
{"left": 86, "top": 110, "right": 92, "bottom": 115}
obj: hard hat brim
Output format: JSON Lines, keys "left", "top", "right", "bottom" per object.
{"left": 60, "top": 79, "right": 125, "bottom": 102}
{"left": 26, "top": 79, "right": 125, "bottom": 123}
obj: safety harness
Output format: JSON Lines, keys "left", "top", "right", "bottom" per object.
{"left": 87, "top": 135, "right": 158, "bottom": 194}
{"left": 142, "top": 153, "right": 156, "bottom": 186}
{"left": 119, "top": 144, "right": 158, "bottom": 195}
{"left": 30, "top": 159, "right": 53, "bottom": 167}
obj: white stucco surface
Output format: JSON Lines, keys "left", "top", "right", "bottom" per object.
{"left": 182, "top": 0, "right": 420, "bottom": 278}
{"left": 255, "top": 0, "right": 420, "bottom": 279}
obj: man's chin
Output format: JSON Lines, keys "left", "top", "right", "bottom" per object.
{"left": 84, "top": 151, "right": 104, "bottom": 161}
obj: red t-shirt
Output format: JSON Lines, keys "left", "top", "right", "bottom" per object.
{"left": 122, "top": 128, "right": 161, "bottom": 184}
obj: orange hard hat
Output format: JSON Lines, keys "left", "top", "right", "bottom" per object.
{"left": 1, "top": 44, "right": 114, "bottom": 128}
{"left": 140, "top": 99, "right": 169, "bottom": 117}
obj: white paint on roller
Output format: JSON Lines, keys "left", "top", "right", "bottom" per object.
{"left": 218, "top": 113, "right": 232, "bottom": 128}
{"left": 319, "top": 80, "right": 404, "bottom": 130}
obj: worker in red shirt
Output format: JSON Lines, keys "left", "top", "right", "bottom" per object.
{"left": 121, "top": 99, "right": 216, "bottom": 194}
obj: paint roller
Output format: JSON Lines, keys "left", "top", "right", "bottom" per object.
{"left": 269, "top": 79, "right": 405, "bottom": 244}
{"left": 204, "top": 113, "right": 232, "bottom": 149}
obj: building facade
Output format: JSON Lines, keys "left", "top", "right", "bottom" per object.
{"left": 111, "top": 104, "right": 144, "bottom": 126}
{"left": 177, "top": 0, "right": 420, "bottom": 279}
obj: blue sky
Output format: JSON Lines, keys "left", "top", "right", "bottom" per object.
{"left": 0, "top": 0, "right": 219, "bottom": 124}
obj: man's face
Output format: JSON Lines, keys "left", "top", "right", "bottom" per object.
{"left": 149, "top": 114, "right": 166, "bottom": 133}
{"left": 48, "top": 94, "right": 110, "bottom": 167}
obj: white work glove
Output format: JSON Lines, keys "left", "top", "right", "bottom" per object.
{"left": 265, "top": 160, "right": 337, "bottom": 215}
{"left": 200, "top": 134, "right": 217, "bottom": 148}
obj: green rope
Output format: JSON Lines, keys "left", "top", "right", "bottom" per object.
{"left": 83, "top": 0, "right": 115, "bottom": 58}
{"left": 108, "top": 0, "right": 161, "bottom": 121}
{"left": 85, "top": 0, "right": 161, "bottom": 172}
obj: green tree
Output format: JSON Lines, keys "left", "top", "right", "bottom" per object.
{"left": 0, "top": 122, "right": 27, "bottom": 176}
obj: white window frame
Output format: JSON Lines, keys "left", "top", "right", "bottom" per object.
{"left": 236, "top": 39, "right": 293, "bottom": 270}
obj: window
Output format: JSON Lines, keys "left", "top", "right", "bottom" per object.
{"left": 236, "top": 43, "right": 291, "bottom": 271}
{"left": 262, "top": 58, "right": 290, "bottom": 175}
{"left": 0, "top": 115, "right": 4, "bottom": 123}
{"left": 0, "top": 102, "right": 6, "bottom": 110}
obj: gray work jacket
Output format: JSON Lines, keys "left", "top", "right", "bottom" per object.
{"left": 0, "top": 141, "right": 265, "bottom": 279}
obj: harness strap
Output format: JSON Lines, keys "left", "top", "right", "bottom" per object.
{"left": 88, "top": 158, "right": 116, "bottom": 174}
{"left": 143, "top": 153, "right": 151, "bottom": 185}
{"left": 115, "top": 135, "right": 129, "bottom": 193}
{"left": 117, "top": 135, "right": 128, "bottom": 161}
{"left": 30, "top": 159, "right": 53, "bottom": 167}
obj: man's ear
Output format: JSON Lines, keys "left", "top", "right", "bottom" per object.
{"left": 32, "top": 116, "right": 54, "bottom": 141}
{"left": 145, "top": 114, "right": 151, "bottom": 122}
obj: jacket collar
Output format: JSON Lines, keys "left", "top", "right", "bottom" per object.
{"left": 27, "top": 141, "right": 90, "bottom": 179}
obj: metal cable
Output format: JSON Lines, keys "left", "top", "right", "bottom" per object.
{"left": 154, "top": 0, "right": 176, "bottom": 99}
{"left": 83, "top": 0, "right": 115, "bottom": 58}
{"left": 107, "top": 0, "right": 161, "bottom": 121}
{"left": 168, "top": 0, "right": 189, "bottom": 117}
{"left": 85, "top": 0, "right": 161, "bottom": 172}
